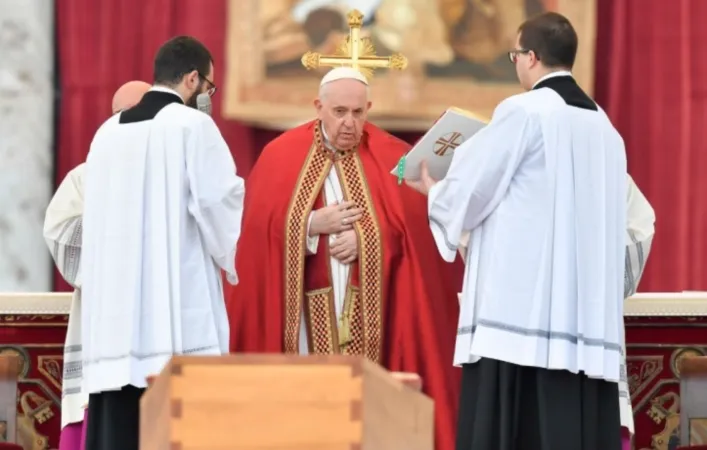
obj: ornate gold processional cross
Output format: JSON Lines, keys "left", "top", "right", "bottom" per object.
{"left": 300, "top": 9, "right": 408, "bottom": 78}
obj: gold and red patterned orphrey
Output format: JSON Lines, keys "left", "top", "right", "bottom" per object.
{"left": 283, "top": 123, "right": 384, "bottom": 362}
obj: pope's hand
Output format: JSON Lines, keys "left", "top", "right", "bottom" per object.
{"left": 405, "top": 160, "right": 437, "bottom": 196}
{"left": 330, "top": 229, "right": 359, "bottom": 264}
{"left": 309, "top": 201, "right": 363, "bottom": 236}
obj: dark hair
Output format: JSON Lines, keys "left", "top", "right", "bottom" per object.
{"left": 518, "top": 12, "right": 578, "bottom": 69}
{"left": 153, "top": 36, "right": 213, "bottom": 86}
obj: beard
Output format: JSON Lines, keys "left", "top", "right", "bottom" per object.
{"left": 186, "top": 91, "right": 199, "bottom": 108}
{"left": 185, "top": 79, "right": 204, "bottom": 108}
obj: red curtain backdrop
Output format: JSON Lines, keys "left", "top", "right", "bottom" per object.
{"left": 594, "top": 0, "right": 707, "bottom": 291}
{"left": 54, "top": 0, "right": 707, "bottom": 292}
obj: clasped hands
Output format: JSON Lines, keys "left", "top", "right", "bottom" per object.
{"left": 309, "top": 201, "right": 362, "bottom": 264}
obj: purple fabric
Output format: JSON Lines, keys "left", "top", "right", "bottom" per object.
{"left": 58, "top": 410, "right": 87, "bottom": 450}
{"left": 621, "top": 427, "right": 631, "bottom": 450}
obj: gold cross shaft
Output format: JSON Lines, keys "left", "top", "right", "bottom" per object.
{"left": 301, "top": 9, "right": 408, "bottom": 78}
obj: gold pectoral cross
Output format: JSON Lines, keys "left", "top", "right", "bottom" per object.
{"left": 301, "top": 9, "right": 408, "bottom": 79}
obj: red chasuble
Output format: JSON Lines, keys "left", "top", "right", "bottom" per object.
{"left": 225, "top": 120, "right": 464, "bottom": 450}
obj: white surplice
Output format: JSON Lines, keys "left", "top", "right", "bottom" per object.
{"left": 624, "top": 175, "right": 656, "bottom": 298}
{"left": 429, "top": 87, "right": 627, "bottom": 382}
{"left": 619, "top": 175, "right": 656, "bottom": 433}
{"left": 458, "top": 174, "right": 656, "bottom": 433}
{"left": 81, "top": 95, "right": 245, "bottom": 394}
{"left": 299, "top": 126, "right": 350, "bottom": 353}
{"left": 43, "top": 163, "right": 87, "bottom": 428}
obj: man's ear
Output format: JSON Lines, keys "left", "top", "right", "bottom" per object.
{"left": 186, "top": 70, "right": 200, "bottom": 89}
{"left": 366, "top": 101, "right": 372, "bottom": 111}
{"left": 314, "top": 98, "right": 323, "bottom": 111}
{"left": 528, "top": 51, "right": 540, "bottom": 69}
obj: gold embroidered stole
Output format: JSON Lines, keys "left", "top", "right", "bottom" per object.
{"left": 283, "top": 124, "right": 384, "bottom": 362}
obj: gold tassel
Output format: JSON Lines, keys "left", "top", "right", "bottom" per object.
{"left": 339, "top": 313, "right": 351, "bottom": 348}
{"left": 338, "top": 288, "right": 355, "bottom": 348}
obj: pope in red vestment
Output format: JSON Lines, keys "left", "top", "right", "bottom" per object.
{"left": 225, "top": 67, "right": 463, "bottom": 450}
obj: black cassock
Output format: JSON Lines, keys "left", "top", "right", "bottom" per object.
{"left": 455, "top": 359, "right": 621, "bottom": 450}
{"left": 85, "top": 385, "right": 145, "bottom": 450}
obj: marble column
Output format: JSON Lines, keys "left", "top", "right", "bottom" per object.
{"left": 0, "top": 0, "right": 54, "bottom": 291}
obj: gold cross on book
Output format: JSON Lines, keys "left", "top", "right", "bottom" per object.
{"left": 300, "top": 9, "right": 408, "bottom": 79}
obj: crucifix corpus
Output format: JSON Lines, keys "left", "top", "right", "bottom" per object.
{"left": 300, "top": 9, "right": 408, "bottom": 78}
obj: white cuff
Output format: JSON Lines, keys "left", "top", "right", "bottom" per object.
{"left": 223, "top": 247, "right": 239, "bottom": 285}
{"left": 306, "top": 213, "right": 319, "bottom": 255}
{"left": 429, "top": 219, "right": 457, "bottom": 263}
{"left": 428, "top": 181, "right": 459, "bottom": 263}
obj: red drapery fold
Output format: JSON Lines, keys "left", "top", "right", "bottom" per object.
{"left": 594, "top": 0, "right": 707, "bottom": 291}
{"left": 55, "top": 0, "right": 707, "bottom": 293}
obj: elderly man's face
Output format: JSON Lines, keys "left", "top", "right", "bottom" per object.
{"left": 314, "top": 78, "right": 371, "bottom": 150}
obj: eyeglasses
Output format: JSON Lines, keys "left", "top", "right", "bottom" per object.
{"left": 198, "top": 72, "right": 217, "bottom": 97}
{"left": 508, "top": 48, "right": 532, "bottom": 63}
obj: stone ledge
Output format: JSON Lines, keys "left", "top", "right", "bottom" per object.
{"left": 625, "top": 292, "right": 707, "bottom": 317}
{"left": 455, "top": 291, "right": 707, "bottom": 317}
{"left": 0, "top": 292, "right": 72, "bottom": 314}
{"left": 1, "top": 291, "right": 706, "bottom": 317}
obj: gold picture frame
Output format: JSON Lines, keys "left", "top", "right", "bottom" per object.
{"left": 690, "top": 418, "right": 707, "bottom": 445}
{"left": 223, "top": 0, "right": 596, "bottom": 130}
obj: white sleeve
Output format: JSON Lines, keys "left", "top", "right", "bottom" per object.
{"left": 186, "top": 115, "right": 246, "bottom": 285}
{"left": 43, "top": 165, "right": 85, "bottom": 288}
{"left": 428, "top": 99, "right": 533, "bottom": 262}
{"left": 306, "top": 213, "right": 320, "bottom": 255}
{"left": 624, "top": 175, "right": 656, "bottom": 297}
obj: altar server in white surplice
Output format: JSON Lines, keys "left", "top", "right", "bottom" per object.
{"left": 45, "top": 163, "right": 87, "bottom": 447}
{"left": 44, "top": 80, "right": 150, "bottom": 450}
{"left": 407, "top": 12, "right": 626, "bottom": 450}
{"left": 456, "top": 174, "right": 656, "bottom": 450}
{"left": 80, "top": 36, "right": 244, "bottom": 450}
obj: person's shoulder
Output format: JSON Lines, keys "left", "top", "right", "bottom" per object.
{"left": 94, "top": 113, "right": 121, "bottom": 133}
{"left": 67, "top": 162, "right": 86, "bottom": 179}
{"left": 484, "top": 94, "right": 535, "bottom": 127}
{"left": 490, "top": 90, "right": 574, "bottom": 129}
{"left": 363, "top": 122, "right": 411, "bottom": 153}
{"left": 261, "top": 121, "right": 317, "bottom": 157}
{"left": 500, "top": 89, "right": 564, "bottom": 114}
{"left": 593, "top": 103, "right": 621, "bottom": 134}
{"left": 90, "top": 115, "right": 122, "bottom": 147}
{"left": 160, "top": 103, "right": 212, "bottom": 127}
{"left": 247, "top": 121, "right": 317, "bottom": 183}
{"left": 69, "top": 163, "right": 86, "bottom": 192}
